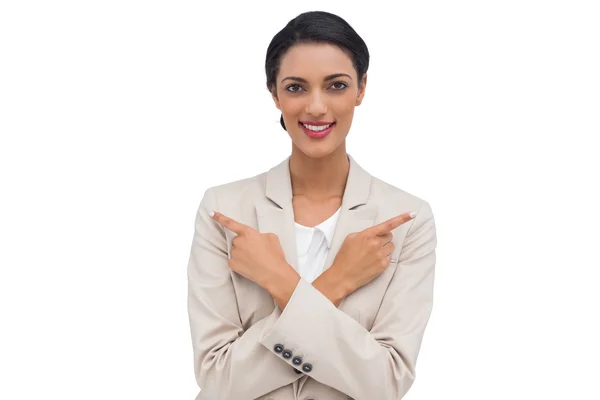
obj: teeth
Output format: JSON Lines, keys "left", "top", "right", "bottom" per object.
{"left": 302, "top": 123, "right": 332, "bottom": 132}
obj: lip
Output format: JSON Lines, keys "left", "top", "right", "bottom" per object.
{"left": 299, "top": 120, "right": 335, "bottom": 126}
{"left": 299, "top": 122, "right": 335, "bottom": 139}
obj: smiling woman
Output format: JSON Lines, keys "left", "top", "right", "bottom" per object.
{"left": 187, "top": 10, "right": 437, "bottom": 400}
{"left": 265, "top": 14, "right": 369, "bottom": 160}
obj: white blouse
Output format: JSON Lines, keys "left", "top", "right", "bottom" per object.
{"left": 294, "top": 207, "right": 342, "bottom": 283}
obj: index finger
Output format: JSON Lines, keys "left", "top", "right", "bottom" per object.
{"left": 367, "top": 212, "right": 417, "bottom": 236}
{"left": 210, "top": 211, "right": 251, "bottom": 235}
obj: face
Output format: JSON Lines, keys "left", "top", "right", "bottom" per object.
{"left": 271, "top": 42, "right": 367, "bottom": 159}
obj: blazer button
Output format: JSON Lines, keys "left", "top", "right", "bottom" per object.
{"left": 292, "top": 356, "right": 302, "bottom": 365}
{"left": 302, "top": 363, "right": 313, "bottom": 373}
{"left": 294, "top": 368, "right": 303, "bottom": 374}
{"left": 273, "top": 344, "right": 284, "bottom": 353}
{"left": 282, "top": 349, "right": 293, "bottom": 359}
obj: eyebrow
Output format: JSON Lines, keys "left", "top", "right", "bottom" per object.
{"left": 280, "top": 73, "right": 352, "bottom": 84}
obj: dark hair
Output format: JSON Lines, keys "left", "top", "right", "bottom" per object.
{"left": 265, "top": 11, "right": 370, "bottom": 131}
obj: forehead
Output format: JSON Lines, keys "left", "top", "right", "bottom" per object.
{"left": 278, "top": 42, "right": 355, "bottom": 80}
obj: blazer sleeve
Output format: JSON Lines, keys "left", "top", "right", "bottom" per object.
{"left": 187, "top": 187, "right": 302, "bottom": 400}
{"left": 258, "top": 200, "right": 437, "bottom": 400}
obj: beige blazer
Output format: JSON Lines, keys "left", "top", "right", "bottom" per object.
{"left": 187, "top": 153, "right": 437, "bottom": 400}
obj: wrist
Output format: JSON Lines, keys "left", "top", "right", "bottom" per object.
{"left": 313, "top": 266, "right": 351, "bottom": 307}
{"left": 265, "top": 264, "right": 300, "bottom": 303}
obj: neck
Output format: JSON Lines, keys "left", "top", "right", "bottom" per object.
{"left": 289, "top": 144, "right": 350, "bottom": 202}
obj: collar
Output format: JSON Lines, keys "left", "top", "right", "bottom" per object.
{"left": 314, "top": 206, "right": 341, "bottom": 248}
{"left": 265, "top": 153, "right": 372, "bottom": 211}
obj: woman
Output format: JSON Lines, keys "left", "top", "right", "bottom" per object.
{"left": 187, "top": 10, "right": 437, "bottom": 400}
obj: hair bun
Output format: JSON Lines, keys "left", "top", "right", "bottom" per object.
{"left": 280, "top": 114, "right": 287, "bottom": 131}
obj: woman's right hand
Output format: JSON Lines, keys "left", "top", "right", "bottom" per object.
{"left": 330, "top": 212, "right": 417, "bottom": 295}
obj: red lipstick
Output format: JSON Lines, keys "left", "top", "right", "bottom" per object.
{"left": 299, "top": 121, "right": 335, "bottom": 139}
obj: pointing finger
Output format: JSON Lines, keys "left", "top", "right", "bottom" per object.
{"left": 210, "top": 211, "right": 251, "bottom": 235}
{"left": 368, "top": 211, "right": 417, "bottom": 236}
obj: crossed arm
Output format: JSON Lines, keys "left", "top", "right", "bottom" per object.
{"left": 187, "top": 187, "right": 437, "bottom": 400}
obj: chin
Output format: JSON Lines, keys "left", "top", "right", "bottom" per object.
{"left": 295, "top": 140, "right": 342, "bottom": 160}
{"left": 302, "top": 148, "right": 332, "bottom": 159}
{"left": 290, "top": 126, "right": 347, "bottom": 159}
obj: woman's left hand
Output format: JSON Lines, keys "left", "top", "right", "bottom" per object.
{"left": 210, "top": 211, "right": 293, "bottom": 290}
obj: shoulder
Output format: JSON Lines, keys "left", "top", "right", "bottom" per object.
{"left": 201, "top": 170, "right": 267, "bottom": 210}
{"left": 369, "top": 174, "right": 434, "bottom": 219}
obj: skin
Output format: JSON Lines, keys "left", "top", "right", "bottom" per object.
{"left": 271, "top": 42, "right": 367, "bottom": 203}
{"left": 210, "top": 211, "right": 414, "bottom": 310}
{"left": 210, "top": 42, "right": 416, "bottom": 310}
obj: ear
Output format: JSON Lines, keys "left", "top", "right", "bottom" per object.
{"left": 271, "top": 87, "right": 281, "bottom": 111}
{"left": 355, "top": 73, "right": 367, "bottom": 106}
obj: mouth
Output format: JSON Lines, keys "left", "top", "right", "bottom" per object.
{"left": 299, "top": 121, "right": 336, "bottom": 139}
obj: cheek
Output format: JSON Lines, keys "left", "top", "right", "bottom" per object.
{"left": 332, "top": 93, "right": 358, "bottom": 113}
{"left": 278, "top": 96, "right": 303, "bottom": 113}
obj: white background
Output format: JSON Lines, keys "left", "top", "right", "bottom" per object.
{"left": 1, "top": 0, "right": 599, "bottom": 399}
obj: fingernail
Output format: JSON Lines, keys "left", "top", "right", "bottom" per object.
{"left": 209, "top": 211, "right": 215, "bottom": 217}
{"left": 409, "top": 212, "right": 417, "bottom": 219}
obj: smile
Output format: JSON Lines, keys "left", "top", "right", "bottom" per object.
{"left": 299, "top": 122, "right": 335, "bottom": 138}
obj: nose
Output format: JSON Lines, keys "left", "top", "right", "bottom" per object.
{"left": 305, "top": 90, "right": 327, "bottom": 116}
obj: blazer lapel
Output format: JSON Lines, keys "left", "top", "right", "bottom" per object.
{"left": 255, "top": 154, "right": 298, "bottom": 271}
{"left": 323, "top": 154, "right": 377, "bottom": 272}
{"left": 255, "top": 202, "right": 298, "bottom": 271}
{"left": 254, "top": 153, "right": 377, "bottom": 274}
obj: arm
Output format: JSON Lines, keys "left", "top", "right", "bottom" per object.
{"left": 187, "top": 187, "right": 302, "bottom": 400}
{"left": 258, "top": 201, "right": 437, "bottom": 399}
{"left": 270, "top": 265, "right": 347, "bottom": 311}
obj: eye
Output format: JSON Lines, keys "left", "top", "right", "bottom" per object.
{"left": 331, "top": 81, "right": 348, "bottom": 90}
{"left": 285, "top": 84, "right": 303, "bottom": 93}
